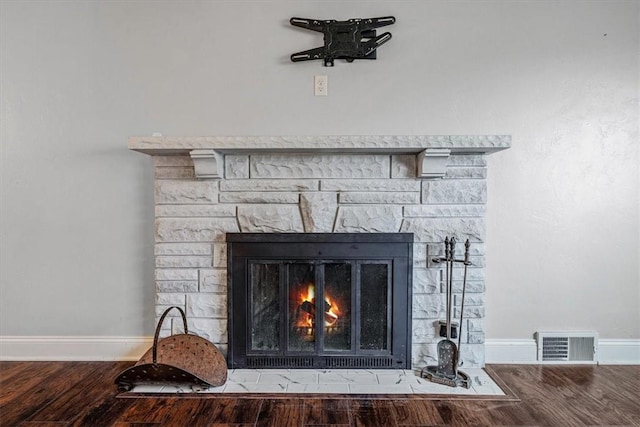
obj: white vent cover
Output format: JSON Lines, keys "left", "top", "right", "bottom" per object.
{"left": 536, "top": 331, "right": 598, "bottom": 364}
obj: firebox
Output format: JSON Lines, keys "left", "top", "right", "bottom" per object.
{"left": 227, "top": 233, "right": 412, "bottom": 369}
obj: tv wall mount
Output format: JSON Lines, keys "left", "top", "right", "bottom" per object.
{"left": 290, "top": 16, "right": 395, "bottom": 66}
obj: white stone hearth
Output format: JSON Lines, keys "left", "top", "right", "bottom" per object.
{"left": 129, "top": 368, "right": 505, "bottom": 395}
{"left": 131, "top": 135, "right": 510, "bottom": 369}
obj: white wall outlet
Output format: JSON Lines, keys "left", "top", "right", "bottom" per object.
{"left": 314, "top": 75, "right": 328, "bottom": 96}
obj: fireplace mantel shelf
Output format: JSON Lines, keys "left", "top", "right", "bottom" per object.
{"left": 129, "top": 135, "right": 510, "bottom": 155}
{"left": 129, "top": 135, "right": 511, "bottom": 179}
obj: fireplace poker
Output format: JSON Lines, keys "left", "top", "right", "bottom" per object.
{"left": 435, "top": 237, "right": 457, "bottom": 379}
{"left": 457, "top": 239, "right": 471, "bottom": 367}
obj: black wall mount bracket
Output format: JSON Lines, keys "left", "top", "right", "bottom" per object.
{"left": 290, "top": 16, "right": 395, "bottom": 66}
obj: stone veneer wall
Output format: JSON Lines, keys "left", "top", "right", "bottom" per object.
{"left": 152, "top": 152, "right": 489, "bottom": 368}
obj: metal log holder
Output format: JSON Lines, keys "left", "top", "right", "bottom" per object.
{"left": 421, "top": 237, "right": 472, "bottom": 388}
{"left": 115, "top": 306, "right": 227, "bottom": 392}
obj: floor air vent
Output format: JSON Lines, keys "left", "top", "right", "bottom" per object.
{"left": 536, "top": 331, "right": 598, "bottom": 363}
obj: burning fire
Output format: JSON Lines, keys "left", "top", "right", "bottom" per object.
{"left": 295, "top": 283, "right": 340, "bottom": 328}
{"left": 299, "top": 283, "right": 315, "bottom": 305}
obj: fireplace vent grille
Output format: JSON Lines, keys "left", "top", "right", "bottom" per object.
{"left": 536, "top": 331, "right": 598, "bottom": 364}
{"left": 325, "top": 357, "right": 395, "bottom": 368}
{"left": 247, "top": 357, "right": 315, "bottom": 368}
{"left": 246, "top": 356, "right": 397, "bottom": 369}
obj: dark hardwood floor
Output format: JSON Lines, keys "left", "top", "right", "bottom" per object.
{"left": 1, "top": 362, "right": 638, "bottom": 426}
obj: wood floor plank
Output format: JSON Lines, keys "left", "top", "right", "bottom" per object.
{"left": 150, "top": 398, "right": 204, "bottom": 427}
{"left": 158, "top": 398, "right": 260, "bottom": 427}
{"left": 302, "top": 398, "right": 350, "bottom": 426}
{"left": 433, "top": 400, "right": 497, "bottom": 426}
{"left": 206, "top": 425, "right": 256, "bottom": 427}
{"left": 191, "top": 397, "right": 263, "bottom": 425}
{"left": 488, "top": 366, "right": 590, "bottom": 426}
{"left": 118, "top": 397, "right": 264, "bottom": 426}
{"left": 255, "top": 399, "right": 304, "bottom": 427}
{"left": 118, "top": 397, "right": 179, "bottom": 424}
{"left": 490, "top": 364, "right": 639, "bottom": 426}
{"left": 0, "top": 361, "right": 35, "bottom": 383}
{"left": 28, "top": 361, "right": 131, "bottom": 423}
{"left": 453, "top": 400, "right": 539, "bottom": 426}
{"left": 592, "top": 365, "right": 640, "bottom": 425}
{"left": 387, "top": 399, "right": 444, "bottom": 426}
{"left": 548, "top": 364, "right": 637, "bottom": 425}
{"left": 111, "top": 423, "right": 162, "bottom": 427}
{"left": 349, "top": 400, "right": 397, "bottom": 427}
{"left": 0, "top": 362, "right": 68, "bottom": 406}
{"left": 0, "top": 362, "right": 99, "bottom": 427}
{"left": 18, "top": 422, "right": 70, "bottom": 426}
{"left": 67, "top": 395, "right": 132, "bottom": 427}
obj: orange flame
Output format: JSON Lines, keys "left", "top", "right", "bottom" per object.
{"left": 301, "top": 283, "right": 314, "bottom": 304}
{"left": 294, "top": 283, "right": 341, "bottom": 329}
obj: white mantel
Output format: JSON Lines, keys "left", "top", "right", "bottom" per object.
{"left": 128, "top": 135, "right": 511, "bottom": 154}
{"left": 130, "top": 135, "right": 511, "bottom": 179}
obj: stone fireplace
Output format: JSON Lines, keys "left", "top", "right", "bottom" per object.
{"left": 129, "top": 135, "right": 510, "bottom": 369}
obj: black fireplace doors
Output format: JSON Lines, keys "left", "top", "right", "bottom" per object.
{"left": 227, "top": 233, "right": 412, "bottom": 369}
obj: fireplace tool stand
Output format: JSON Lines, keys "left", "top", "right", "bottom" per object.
{"left": 421, "top": 237, "right": 472, "bottom": 388}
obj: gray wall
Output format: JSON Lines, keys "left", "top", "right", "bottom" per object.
{"left": 1, "top": 1, "right": 638, "bottom": 340}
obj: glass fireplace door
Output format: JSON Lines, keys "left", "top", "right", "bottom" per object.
{"left": 287, "top": 262, "right": 317, "bottom": 353}
{"left": 247, "top": 260, "right": 391, "bottom": 358}
{"left": 249, "top": 262, "right": 280, "bottom": 352}
{"left": 322, "top": 262, "right": 352, "bottom": 352}
{"left": 286, "top": 262, "right": 353, "bottom": 354}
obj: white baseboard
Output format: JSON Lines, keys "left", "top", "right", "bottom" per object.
{"left": 0, "top": 336, "right": 153, "bottom": 361}
{"left": 486, "top": 338, "right": 640, "bottom": 365}
{"left": 486, "top": 339, "right": 538, "bottom": 363}
{"left": 1, "top": 336, "right": 638, "bottom": 364}
{"left": 598, "top": 339, "right": 640, "bottom": 364}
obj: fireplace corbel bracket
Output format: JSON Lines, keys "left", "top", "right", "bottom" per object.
{"left": 416, "top": 148, "right": 451, "bottom": 179}
{"left": 190, "top": 149, "right": 223, "bottom": 179}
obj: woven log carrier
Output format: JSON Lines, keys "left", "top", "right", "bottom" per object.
{"left": 115, "top": 306, "right": 227, "bottom": 391}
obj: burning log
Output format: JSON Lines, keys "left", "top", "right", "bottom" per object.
{"left": 296, "top": 298, "right": 339, "bottom": 328}
{"left": 325, "top": 313, "right": 338, "bottom": 326}
{"left": 299, "top": 300, "right": 316, "bottom": 316}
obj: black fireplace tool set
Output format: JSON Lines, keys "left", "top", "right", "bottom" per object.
{"left": 421, "top": 237, "right": 472, "bottom": 388}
